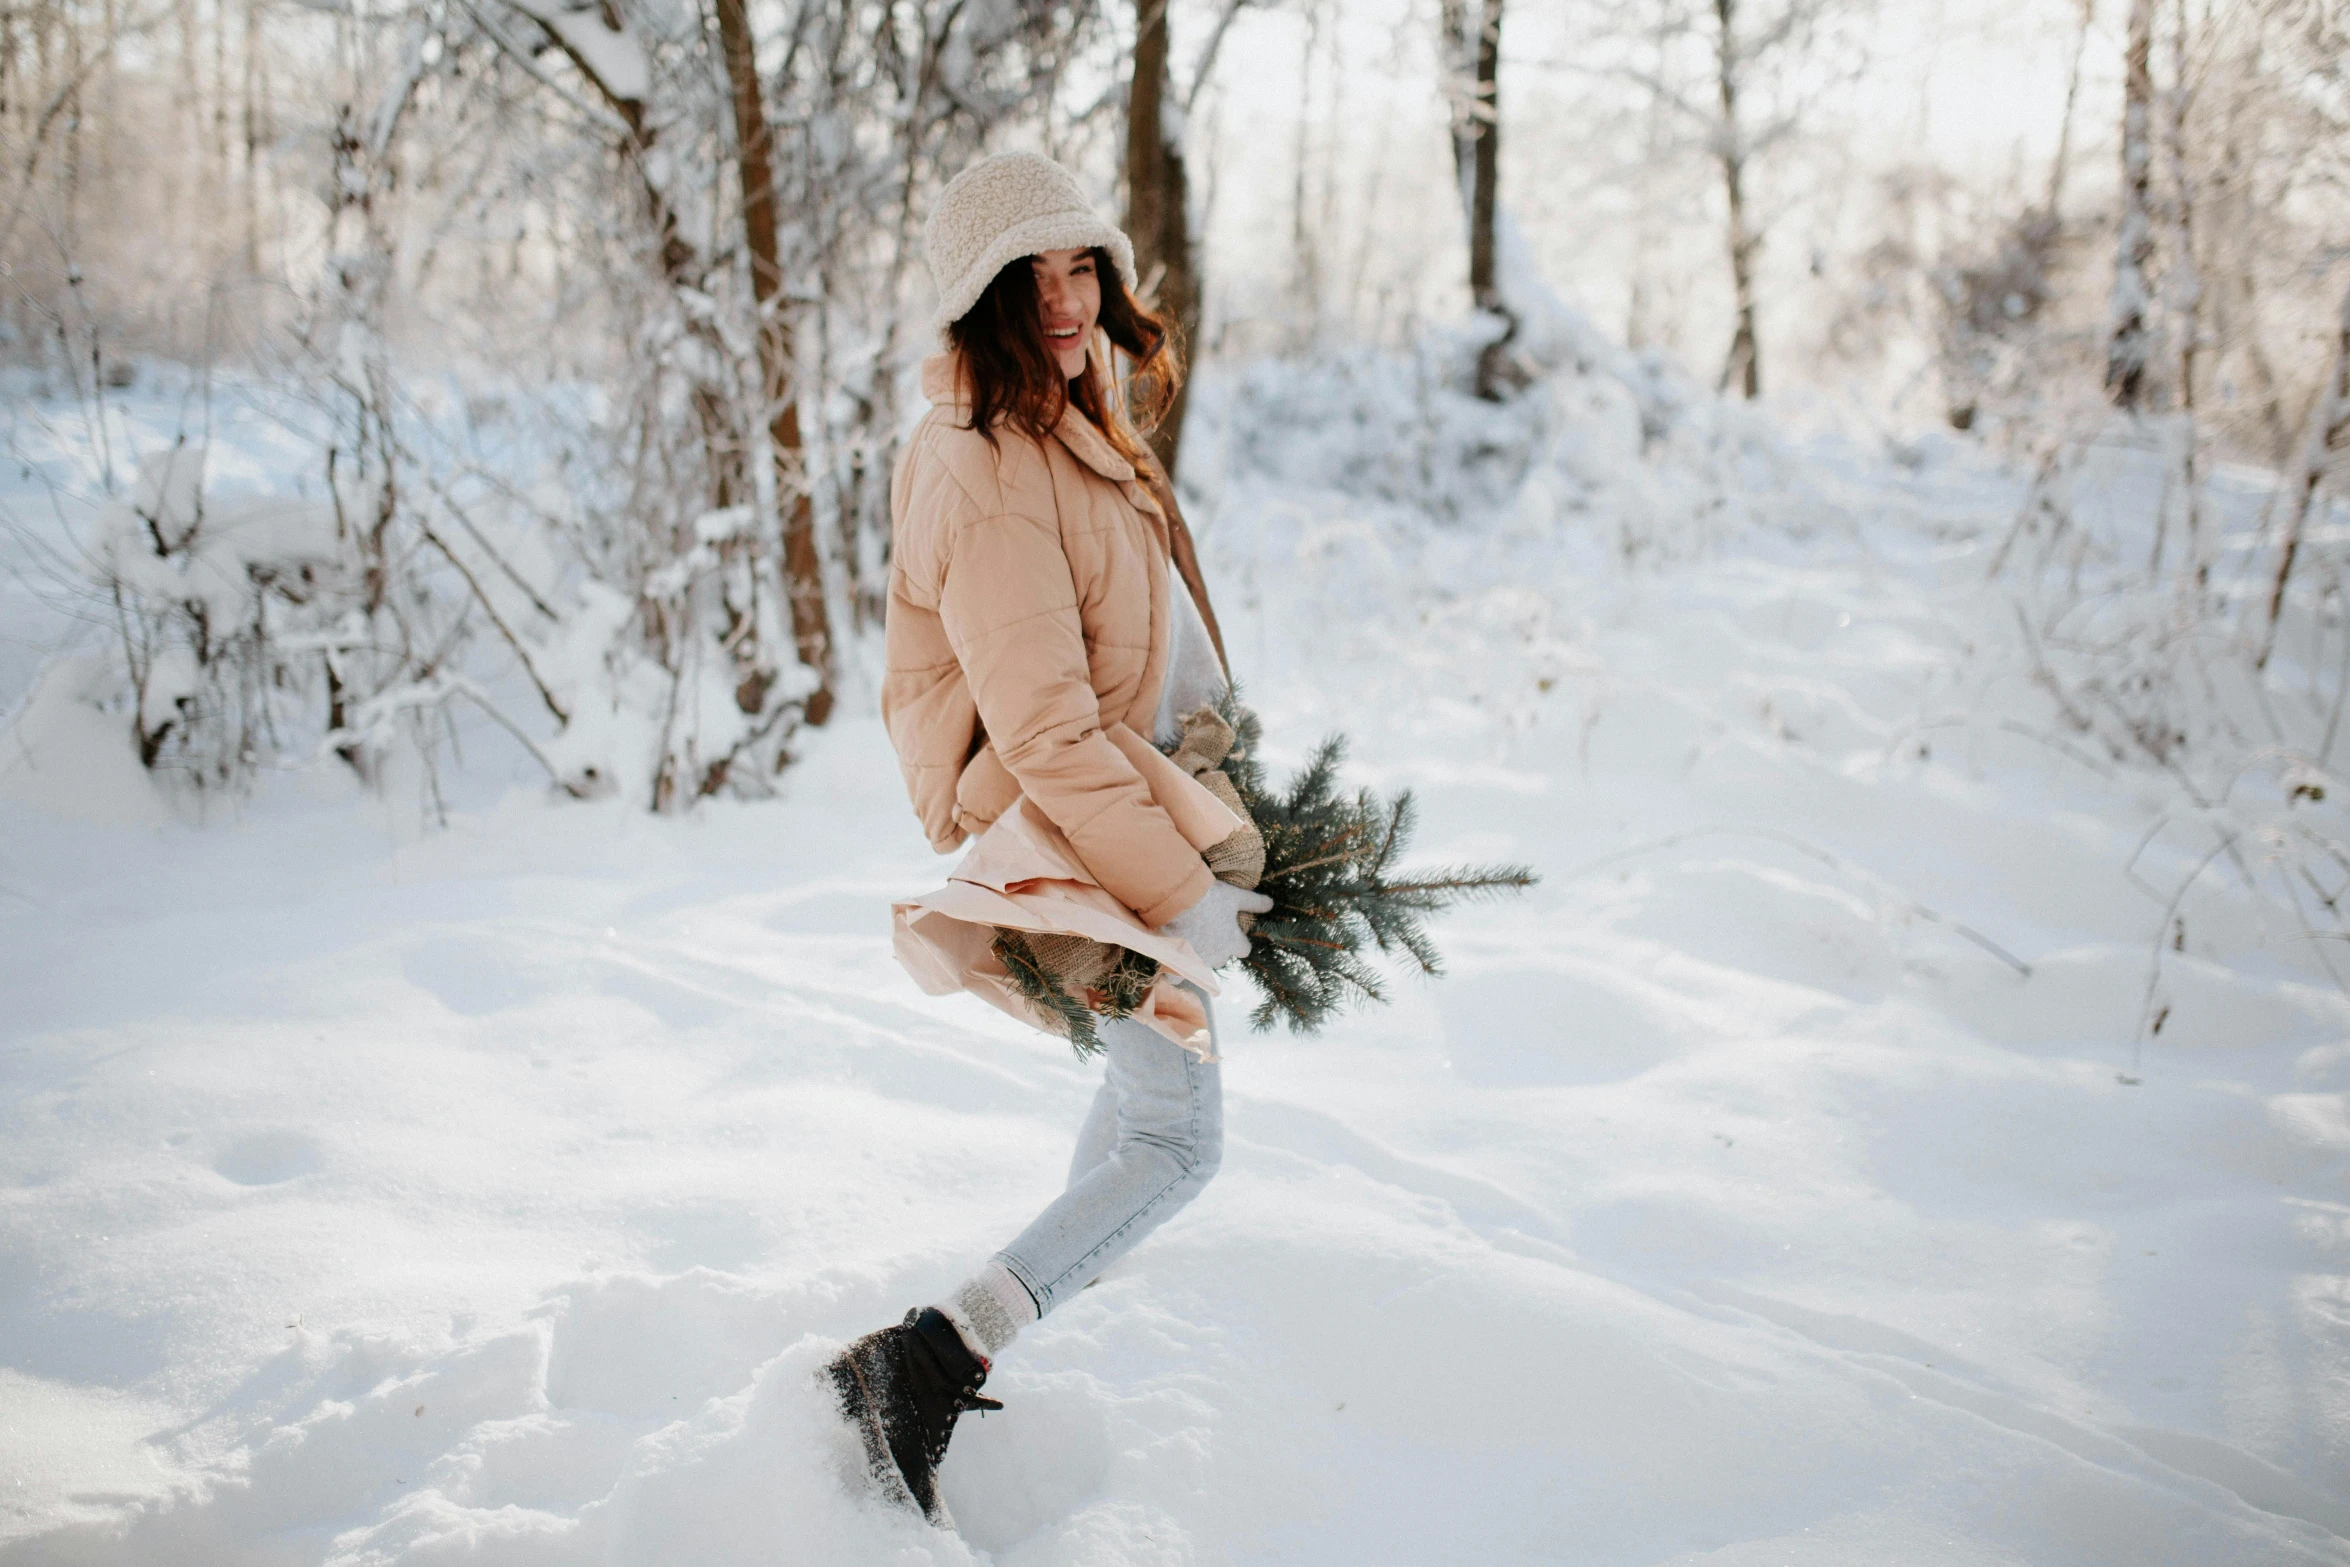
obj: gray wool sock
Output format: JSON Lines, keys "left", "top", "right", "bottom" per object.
{"left": 936, "top": 1261, "right": 1038, "bottom": 1361}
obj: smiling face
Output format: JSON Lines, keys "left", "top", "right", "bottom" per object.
{"left": 1032, "top": 248, "right": 1102, "bottom": 380}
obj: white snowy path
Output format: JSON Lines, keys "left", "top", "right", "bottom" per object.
{"left": 6, "top": 448, "right": 2350, "bottom": 1562}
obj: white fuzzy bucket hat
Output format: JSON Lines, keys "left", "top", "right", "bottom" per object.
{"left": 925, "top": 152, "right": 1139, "bottom": 334}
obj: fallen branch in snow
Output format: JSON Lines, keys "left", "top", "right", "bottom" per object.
{"left": 418, "top": 475, "right": 561, "bottom": 623}
{"left": 319, "top": 672, "right": 581, "bottom": 798}
{"left": 2129, "top": 824, "right": 2241, "bottom": 1066}
{"left": 413, "top": 519, "right": 569, "bottom": 727}
{"left": 1889, "top": 715, "right": 2121, "bottom": 780}
{"left": 1986, "top": 442, "right": 2071, "bottom": 581}
{"left": 1556, "top": 825, "right": 2034, "bottom": 979}
{"left": 1984, "top": 410, "right": 2350, "bottom": 1068}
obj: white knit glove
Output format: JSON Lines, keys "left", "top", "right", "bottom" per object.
{"left": 1156, "top": 880, "right": 1275, "bottom": 970}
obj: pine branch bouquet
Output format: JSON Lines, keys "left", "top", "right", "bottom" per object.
{"left": 994, "top": 691, "right": 1536, "bottom": 1050}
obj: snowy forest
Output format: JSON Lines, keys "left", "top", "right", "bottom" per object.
{"left": 5, "top": 0, "right": 2350, "bottom": 1556}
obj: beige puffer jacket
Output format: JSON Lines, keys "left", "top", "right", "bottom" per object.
{"left": 882, "top": 353, "right": 1218, "bottom": 930}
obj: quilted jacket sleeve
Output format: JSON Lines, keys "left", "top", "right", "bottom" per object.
{"left": 936, "top": 502, "right": 1213, "bottom": 930}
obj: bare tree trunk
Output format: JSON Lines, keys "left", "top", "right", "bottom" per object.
{"left": 1714, "top": 0, "right": 1760, "bottom": 400}
{"left": 211, "top": 0, "right": 228, "bottom": 200}
{"left": 1467, "top": 0, "right": 1514, "bottom": 400}
{"left": 242, "top": 0, "right": 260, "bottom": 274}
{"left": 1626, "top": 10, "right": 1675, "bottom": 351}
{"left": 2108, "top": 0, "right": 2156, "bottom": 411}
{"left": 2046, "top": 0, "right": 2093, "bottom": 221}
{"left": 0, "top": 0, "right": 16, "bottom": 377}
{"left": 1440, "top": 0, "right": 1473, "bottom": 199}
{"left": 715, "top": 0, "right": 834, "bottom": 727}
{"left": 97, "top": 0, "right": 116, "bottom": 196}
{"left": 1287, "top": 1, "right": 1320, "bottom": 346}
{"left": 1464, "top": 0, "right": 1498, "bottom": 303}
{"left": 2164, "top": 0, "right": 2201, "bottom": 417}
{"left": 1125, "top": 0, "right": 1199, "bottom": 476}
{"left": 2162, "top": 0, "right": 2206, "bottom": 582}
{"left": 61, "top": 0, "right": 80, "bottom": 239}
{"left": 176, "top": 0, "right": 196, "bottom": 257}
{"left": 322, "top": 62, "right": 422, "bottom": 773}
{"left": 2245, "top": 309, "right": 2295, "bottom": 465}
{"left": 31, "top": 0, "right": 51, "bottom": 128}
{"left": 2258, "top": 281, "right": 2350, "bottom": 669}
{"left": 2209, "top": 104, "right": 2291, "bottom": 463}
{"left": 522, "top": 5, "right": 805, "bottom": 805}
{"left": 529, "top": 18, "right": 698, "bottom": 295}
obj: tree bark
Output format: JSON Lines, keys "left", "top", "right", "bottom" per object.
{"left": 715, "top": 0, "right": 834, "bottom": 726}
{"left": 1466, "top": 0, "right": 1513, "bottom": 400}
{"left": 1625, "top": 10, "right": 1675, "bottom": 352}
{"left": 2164, "top": 0, "right": 2201, "bottom": 416}
{"left": 176, "top": 0, "right": 195, "bottom": 250}
{"left": 322, "top": 59, "right": 426, "bottom": 776}
{"left": 2257, "top": 281, "right": 2350, "bottom": 669}
{"left": 1289, "top": 2, "right": 1321, "bottom": 344}
{"left": 2046, "top": 0, "right": 2093, "bottom": 221}
{"left": 2162, "top": 0, "right": 2206, "bottom": 581}
{"left": 242, "top": 0, "right": 260, "bottom": 274}
{"left": 2108, "top": 0, "right": 2156, "bottom": 411}
{"left": 1440, "top": 0, "right": 1474, "bottom": 200}
{"left": 1124, "top": 0, "right": 1199, "bottom": 478}
{"left": 527, "top": 14, "right": 696, "bottom": 291}
{"left": 1714, "top": 0, "right": 1760, "bottom": 399}
{"left": 211, "top": 0, "right": 228, "bottom": 199}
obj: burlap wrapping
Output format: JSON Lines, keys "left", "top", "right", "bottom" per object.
{"left": 1172, "top": 707, "right": 1267, "bottom": 891}
{"left": 1005, "top": 705, "right": 1266, "bottom": 1021}
{"left": 1021, "top": 929, "right": 1121, "bottom": 991}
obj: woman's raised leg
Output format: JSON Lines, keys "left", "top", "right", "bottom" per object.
{"left": 994, "top": 1006, "right": 1223, "bottom": 1315}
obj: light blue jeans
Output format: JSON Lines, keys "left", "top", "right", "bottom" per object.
{"left": 992, "top": 986, "right": 1224, "bottom": 1317}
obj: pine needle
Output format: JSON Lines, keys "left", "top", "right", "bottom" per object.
{"left": 993, "top": 692, "right": 1539, "bottom": 1042}
{"left": 992, "top": 929, "right": 1108, "bottom": 1057}
{"left": 1207, "top": 690, "right": 1538, "bottom": 1033}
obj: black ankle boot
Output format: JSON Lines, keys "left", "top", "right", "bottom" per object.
{"left": 826, "top": 1307, "right": 1003, "bottom": 1526}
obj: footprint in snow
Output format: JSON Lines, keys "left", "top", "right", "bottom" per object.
{"left": 211, "top": 1129, "right": 321, "bottom": 1186}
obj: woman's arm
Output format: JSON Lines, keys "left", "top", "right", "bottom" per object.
{"left": 937, "top": 506, "right": 1213, "bottom": 929}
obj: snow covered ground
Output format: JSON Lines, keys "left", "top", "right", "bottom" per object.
{"left": 4, "top": 353, "right": 2349, "bottom": 1564}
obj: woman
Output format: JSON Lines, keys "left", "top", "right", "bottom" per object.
{"left": 825, "top": 152, "right": 1271, "bottom": 1527}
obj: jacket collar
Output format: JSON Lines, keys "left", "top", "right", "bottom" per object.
{"left": 921, "top": 353, "right": 1138, "bottom": 484}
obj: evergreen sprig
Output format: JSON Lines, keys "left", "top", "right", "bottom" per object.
{"left": 1208, "top": 692, "right": 1538, "bottom": 1033}
{"left": 992, "top": 929, "right": 1159, "bottom": 1059}
{"left": 991, "top": 693, "right": 1536, "bottom": 1046}
{"left": 992, "top": 930, "right": 1100, "bottom": 1051}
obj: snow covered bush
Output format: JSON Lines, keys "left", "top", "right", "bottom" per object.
{"left": 1959, "top": 424, "right": 2350, "bottom": 1039}
{"left": 1210, "top": 337, "right": 1551, "bottom": 526}
{"left": 1189, "top": 230, "right": 1835, "bottom": 588}
{"left": 94, "top": 443, "right": 413, "bottom": 789}
{"left": 3, "top": 0, "right": 1119, "bottom": 814}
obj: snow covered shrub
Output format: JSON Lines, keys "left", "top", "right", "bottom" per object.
{"left": 2, "top": 0, "right": 1112, "bottom": 815}
{"left": 1983, "top": 427, "right": 2350, "bottom": 1035}
{"left": 37, "top": 390, "right": 826, "bottom": 811}
{"left": 1175, "top": 289, "right": 1867, "bottom": 751}
{"left": 1929, "top": 207, "right": 2077, "bottom": 436}
{"left": 1212, "top": 337, "right": 1549, "bottom": 526}
{"left": 97, "top": 444, "right": 387, "bottom": 789}
{"left": 63, "top": 412, "right": 553, "bottom": 805}
{"left": 1188, "top": 275, "right": 1831, "bottom": 585}
{"left": 422, "top": 0, "right": 1109, "bottom": 803}
{"left": 1200, "top": 228, "right": 1682, "bottom": 533}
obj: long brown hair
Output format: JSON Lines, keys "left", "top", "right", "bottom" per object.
{"left": 946, "top": 246, "right": 1182, "bottom": 471}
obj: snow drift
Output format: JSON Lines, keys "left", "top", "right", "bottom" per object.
{"left": 4, "top": 326, "right": 2349, "bottom": 1563}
